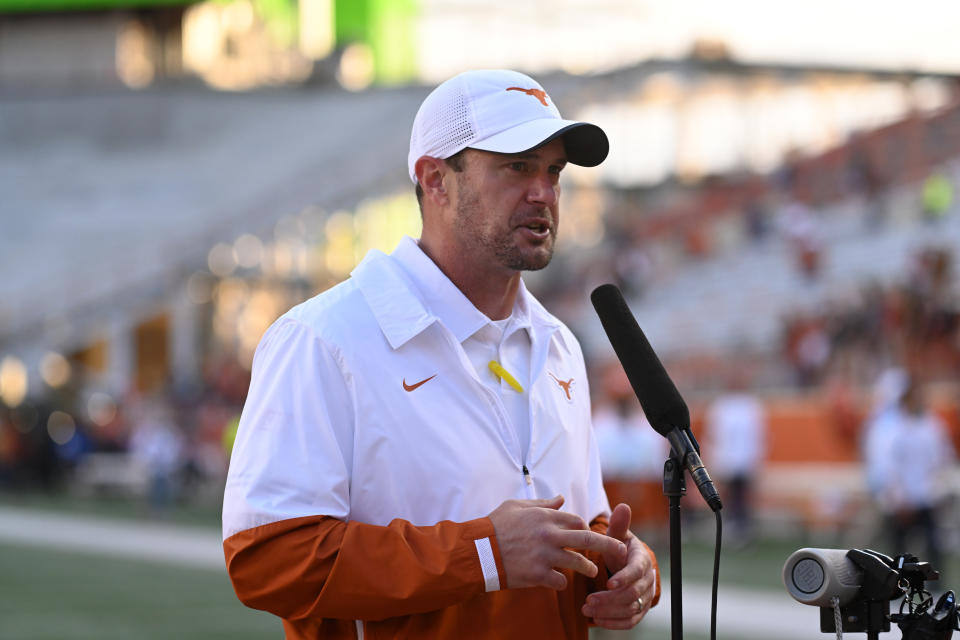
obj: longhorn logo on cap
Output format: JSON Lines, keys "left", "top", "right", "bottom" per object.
{"left": 506, "top": 87, "right": 549, "bottom": 107}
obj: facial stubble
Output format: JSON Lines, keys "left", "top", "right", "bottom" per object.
{"left": 453, "top": 174, "right": 557, "bottom": 273}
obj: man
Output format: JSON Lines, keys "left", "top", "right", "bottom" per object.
{"left": 880, "top": 377, "right": 955, "bottom": 574}
{"left": 223, "top": 69, "right": 660, "bottom": 639}
{"left": 704, "top": 374, "right": 766, "bottom": 545}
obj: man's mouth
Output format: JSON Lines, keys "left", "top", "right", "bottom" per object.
{"left": 516, "top": 215, "right": 553, "bottom": 237}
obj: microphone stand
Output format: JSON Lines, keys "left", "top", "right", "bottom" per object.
{"left": 663, "top": 452, "right": 686, "bottom": 640}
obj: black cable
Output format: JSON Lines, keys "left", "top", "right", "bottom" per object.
{"left": 711, "top": 509, "right": 722, "bottom": 640}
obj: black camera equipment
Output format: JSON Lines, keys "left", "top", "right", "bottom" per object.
{"left": 783, "top": 548, "right": 959, "bottom": 640}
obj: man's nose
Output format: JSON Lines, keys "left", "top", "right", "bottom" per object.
{"left": 526, "top": 172, "right": 559, "bottom": 206}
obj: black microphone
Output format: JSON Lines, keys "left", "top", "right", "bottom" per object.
{"left": 590, "top": 283, "right": 722, "bottom": 512}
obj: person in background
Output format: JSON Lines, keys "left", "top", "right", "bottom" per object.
{"left": 778, "top": 194, "right": 825, "bottom": 281}
{"left": 920, "top": 170, "right": 953, "bottom": 223}
{"left": 704, "top": 375, "right": 766, "bottom": 546}
{"left": 879, "top": 377, "right": 956, "bottom": 576}
{"left": 222, "top": 69, "right": 660, "bottom": 639}
{"left": 593, "top": 362, "right": 669, "bottom": 536}
{"left": 129, "top": 399, "right": 184, "bottom": 512}
{"left": 862, "top": 367, "right": 907, "bottom": 515}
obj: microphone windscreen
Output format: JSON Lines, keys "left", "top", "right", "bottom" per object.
{"left": 590, "top": 284, "right": 689, "bottom": 434}
{"left": 782, "top": 548, "right": 863, "bottom": 607}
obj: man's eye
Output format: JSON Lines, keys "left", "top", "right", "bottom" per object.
{"left": 549, "top": 165, "right": 564, "bottom": 175}
{"left": 510, "top": 162, "right": 527, "bottom": 172}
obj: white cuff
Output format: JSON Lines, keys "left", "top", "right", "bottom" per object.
{"left": 474, "top": 537, "right": 500, "bottom": 592}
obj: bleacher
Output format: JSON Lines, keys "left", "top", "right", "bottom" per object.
{"left": 628, "top": 170, "right": 960, "bottom": 359}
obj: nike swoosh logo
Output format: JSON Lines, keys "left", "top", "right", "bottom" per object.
{"left": 402, "top": 375, "right": 436, "bottom": 392}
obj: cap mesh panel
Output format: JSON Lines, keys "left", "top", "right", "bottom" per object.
{"left": 433, "top": 91, "right": 474, "bottom": 159}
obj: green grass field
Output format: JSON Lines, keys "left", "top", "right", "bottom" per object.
{"left": 0, "top": 541, "right": 280, "bottom": 640}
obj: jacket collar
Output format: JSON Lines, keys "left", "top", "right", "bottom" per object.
{"left": 351, "top": 236, "right": 560, "bottom": 350}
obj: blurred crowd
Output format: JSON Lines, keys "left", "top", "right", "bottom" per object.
{"left": 0, "top": 354, "right": 249, "bottom": 510}
{"left": 1, "top": 85, "right": 959, "bottom": 555}
{"left": 782, "top": 244, "right": 958, "bottom": 388}
{"left": 580, "top": 90, "right": 960, "bottom": 297}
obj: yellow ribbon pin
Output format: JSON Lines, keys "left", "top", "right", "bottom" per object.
{"left": 488, "top": 361, "right": 524, "bottom": 393}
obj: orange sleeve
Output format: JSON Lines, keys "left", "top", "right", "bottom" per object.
{"left": 224, "top": 514, "right": 501, "bottom": 622}
{"left": 584, "top": 516, "right": 661, "bottom": 607}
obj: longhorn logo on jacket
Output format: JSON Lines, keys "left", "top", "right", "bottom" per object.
{"left": 548, "top": 372, "right": 574, "bottom": 402}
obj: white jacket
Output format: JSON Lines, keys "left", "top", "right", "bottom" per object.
{"left": 224, "top": 236, "right": 609, "bottom": 539}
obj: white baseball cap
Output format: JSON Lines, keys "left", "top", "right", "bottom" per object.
{"left": 408, "top": 69, "right": 609, "bottom": 183}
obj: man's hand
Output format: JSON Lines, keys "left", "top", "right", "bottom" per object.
{"left": 581, "top": 503, "right": 657, "bottom": 630}
{"left": 488, "top": 495, "right": 628, "bottom": 591}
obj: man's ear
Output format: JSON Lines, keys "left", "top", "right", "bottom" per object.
{"left": 415, "top": 156, "right": 449, "bottom": 206}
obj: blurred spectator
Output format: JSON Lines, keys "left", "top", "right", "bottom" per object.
{"left": 0, "top": 408, "right": 19, "bottom": 487}
{"left": 704, "top": 376, "right": 766, "bottom": 545}
{"left": 25, "top": 403, "right": 62, "bottom": 491}
{"left": 824, "top": 374, "right": 862, "bottom": 451}
{"left": 876, "top": 377, "right": 956, "bottom": 573}
{"left": 129, "top": 400, "right": 185, "bottom": 512}
{"left": 221, "top": 413, "right": 240, "bottom": 459}
{"left": 1, "top": 404, "right": 44, "bottom": 489}
{"left": 920, "top": 170, "right": 954, "bottom": 222}
{"left": 862, "top": 368, "right": 908, "bottom": 514}
{"left": 612, "top": 240, "right": 654, "bottom": 300}
{"left": 847, "top": 140, "right": 889, "bottom": 228}
{"left": 783, "top": 313, "right": 831, "bottom": 387}
{"left": 778, "top": 196, "right": 825, "bottom": 280}
{"left": 592, "top": 362, "right": 669, "bottom": 531}
{"left": 744, "top": 196, "right": 773, "bottom": 242}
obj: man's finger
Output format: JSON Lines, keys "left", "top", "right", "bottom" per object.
{"left": 543, "top": 569, "right": 568, "bottom": 591}
{"left": 606, "top": 549, "right": 652, "bottom": 590}
{"left": 607, "top": 502, "right": 631, "bottom": 541}
{"left": 605, "top": 538, "right": 653, "bottom": 589}
{"left": 518, "top": 495, "right": 564, "bottom": 510}
{"left": 554, "top": 529, "right": 627, "bottom": 558}
{"left": 586, "top": 575, "right": 654, "bottom": 613}
{"left": 541, "top": 508, "right": 589, "bottom": 531}
{"left": 583, "top": 592, "right": 647, "bottom": 620}
{"left": 593, "top": 612, "right": 645, "bottom": 631}
{"left": 548, "top": 548, "right": 598, "bottom": 579}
